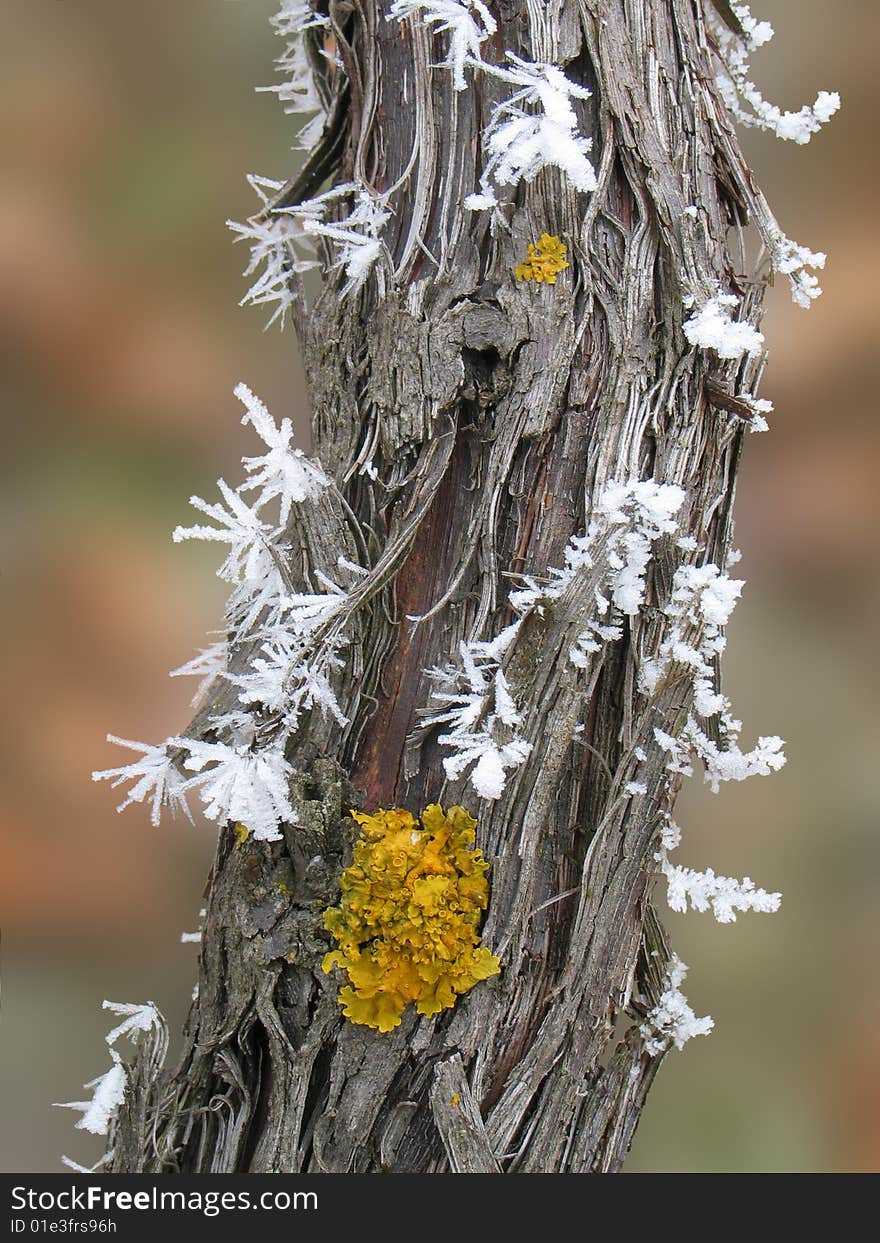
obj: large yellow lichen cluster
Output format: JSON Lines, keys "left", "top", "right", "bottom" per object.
{"left": 322, "top": 804, "right": 500, "bottom": 1033}
{"left": 515, "top": 233, "right": 570, "bottom": 284}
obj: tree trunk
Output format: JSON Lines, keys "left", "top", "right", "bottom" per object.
{"left": 111, "top": 0, "right": 790, "bottom": 1173}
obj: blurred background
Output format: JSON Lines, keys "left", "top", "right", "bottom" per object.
{"left": 1, "top": 0, "right": 876, "bottom": 1173}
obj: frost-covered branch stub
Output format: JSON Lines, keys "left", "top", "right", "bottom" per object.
{"left": 708, "top": 1, "right": 840, "bottom": 145}
{"left": 705, "top": 1, "right": 839, "bottom": 307}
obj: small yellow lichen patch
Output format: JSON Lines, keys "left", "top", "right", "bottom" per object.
{"left": 450, "top": 1093, "right": 461, "bottom": 1108}
{"left": 234, "top": 822, "right": 251, "bottom": 847}
{"left": 515, "top": 233, "right": 569, "bottom": 284}
{"left": 322, "top": 804, "right": 500, "bottom": 1033}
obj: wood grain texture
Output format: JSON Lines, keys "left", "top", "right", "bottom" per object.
{"left": 112, "top": 0, "right": 784, "bottom": 1173}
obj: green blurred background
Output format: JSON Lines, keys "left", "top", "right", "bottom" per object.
{"left": 1, "top": 0, "right": 877, "bottom": 1173}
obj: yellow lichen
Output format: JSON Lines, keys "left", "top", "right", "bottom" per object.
{"left": 234, "top": 822, "right": 251, "bottom": 847}
{"left": 515, "top": 233, "right": 569, "bottom": 284}
{"left": 322, "top": 804, "right": 501, "bottom": 1033}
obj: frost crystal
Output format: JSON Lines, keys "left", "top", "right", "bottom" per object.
{"left": 598, "top": 481, "right": 685, "bottom": 614}
{"left": 172, "top": 383, "right": 332, "bottom": 636}
{"left": 510, "top": 479, "right": 685, "bottom": 662}
{"left": 100, "top": 382, "right": 361, "bottom": 833}
{"left": 625, "top": 780, "right": 648, "bottom": 797}
{"left": 663, "top": 860, "right": 781, "bottom": 923}
{"left": 270, "top": 0, "right": 328, "bottom": 40}
{"left": 55, "top": 1000, "right": 163, "bottom": 1138}
{"left": 220, "top": 557, "right": 361, "bottom": 739}
{"left": 683, "top": 292, "right": 763, "bottom": 359}
{"left": 704, "top": 5, "right": 838, "bottom": 309}
{"left": 641, "top": 955, "right": 714, "bottom": 1055}
{"left": 169, "top": 642, "right": 227, "bottom": 705}
{"left": 710, "top": 3, "right": 840, "bottom": 146}
{"left": 303, "top": 184, "right": 390, "bottom": 295}
{"left": 235, "top": 381, "right": 329, "bottom": 523}
{"left": 173, "top": 478, "right": 277, "bottom": 585}
{"left": 228, "top": 177, "right": 321, "bottom": 328}
{"left": 179, "top": 738, "right": 296, "bottom": 842}
{"left": 232, "top": 177, "right": 389, "bottom": 318}
{"left": 102, "top": 1000, "right": 162, "bottom": 1047}
{"left": 55, "top": 1055, "right": 126, "bottom": 1137}
{"left": 425, "top": 480, "right": 683, "bottom": 800}
{"left": 640, "top": 562, "right": 786, "bottom": 793}
{"left": 654, "top": 805, "right": 781, "bottom": 925}
{"left": 424, "top": 628, "right": 532, "bottom": 801}
{"left": 61, "top": 1153, "right": 115, "bottom": 1175}
{"left": 740, "top": 395, "right": 773, "bottom": 434}
{"left": 258, "top": 2, "right": 330, "bottom": 150}
{"left": 465, "top": 56, "right": 597, "bottom": 210}
{"left": 766, "top": 229, "right": 828, "bottom": 309}
{"left": 92, "top": 736, "right": 191, "bottom": 827}
{"left": 388, "top": 0, "right": 496, "bottom": 92}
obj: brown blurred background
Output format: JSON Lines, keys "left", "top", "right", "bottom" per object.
{"left": 1, "top": 0, "right": 877, "bottom": 1173}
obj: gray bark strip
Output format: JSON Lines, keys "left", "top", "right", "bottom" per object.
{"left": 430, "top": 1054, "right": 504, "bottom": 1173}
{"left": 110, "top": 1, "right": 786, "bottom": 1172}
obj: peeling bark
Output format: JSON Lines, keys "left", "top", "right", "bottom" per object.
{"left": 112, "top": 1, "right": 788, "bottom": 1173}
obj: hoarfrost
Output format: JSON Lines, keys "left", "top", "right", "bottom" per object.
{"left": 55, "top": 1000, "right": 163, "bottom": 1138}
{"left": 465, "top": 56, "right": 596, "bottom": 209}
{"left": 424, "top": 632, "right": 532, "bottom": 801}
{"left": 302, "top": 184, "right": 390, "bottom": 295}
{"left": 641, "top": 955, "right": 714, "bottom": 1055}
{"left": 710, "top": 2, "right": 840, "bottom": 146}
{"left": 388, "top": 1, "right": 496, "bottom": 92}
{"left": 683, "top": 293, "right": 763, "bottom": 359}
{"left": 92, "top": 737, "right": 191, "bottom": 827}
{"left": 55, "top": 1056, "right": 126, "bottom": 1137}
{"left": 236, "top": 381, "right": 329, "bottom": 523}
{"left": 179, "top": 738, "right": 296, "bottom": 842}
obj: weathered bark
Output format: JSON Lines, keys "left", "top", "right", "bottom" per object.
{"left": 112, "top": 0, "right": 787, "bottom": 1172}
